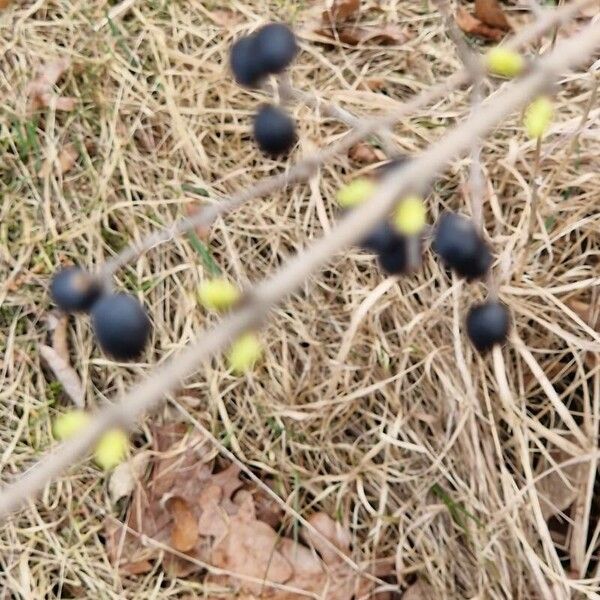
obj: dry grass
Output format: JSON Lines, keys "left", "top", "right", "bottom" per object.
{"left": 1, "top": 0, "right": 599, "bottom": 598}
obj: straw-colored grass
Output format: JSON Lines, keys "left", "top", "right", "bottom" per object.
{"left": 0, "top": 0, "right": 599, "bottom": 598}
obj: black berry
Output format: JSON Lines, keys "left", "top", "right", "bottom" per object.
{"left": 230, "top": 36, "right": 265, "bottom": 88}
{"left": 50, "top": 267, "right": 102, "bottom": 313}
{"left": 253, "top": 104, "right": 296, "bottom": 156}
{"left": 91, "top": 293, "right": 151, "bottom": 361}
{"left": 377, "top": 238, "right": 409, "bottom": 275}
{"left": 361, "top": 221, "right": 401, "bottom": 253}
{"left": 254, "top": 23, "right": 298, "bottom": 74}
{"left": 357, "top": 221, "right": 410, "bottom": 274}
{"left": 433, "top": 212, "right": 492, "bottom": 280}
{"left": 466, "top": 301, "right": 510, "bottom": 352}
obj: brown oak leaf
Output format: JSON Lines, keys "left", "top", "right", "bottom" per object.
{"left": 26, "top": 58, "right": 77, "bottom": 112}
{"left": 349, "top": 142, "right": 386, "bottom": 164}
{"left": 167, "top": 497, "right": 199, "bottom": 552}
{"left": 209, "top": 492, "right": 294, "bottom": 595}
{"left": 474, "top": 0, "right": 511, "bottom": 31}
{"left": 455, "top": 6, "right": 504, "bottom": 42}
{"left": 322, "top": 0, "right": 360, "bottom": 23}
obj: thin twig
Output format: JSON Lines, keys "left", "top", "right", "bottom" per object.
{"left": 97, "top": 0, "right": 595, "bottom": 283}
{"left": 516, "top": 136, "right": 543, "bottom": 278}
{"left": 2, "top": 18, "right": 600, "bottom": 523}
{"left": 434, "top": 0, "right": 486, "bottom": 230}
{"left": 277, "top": 76, "right": 399, "bottom": 157}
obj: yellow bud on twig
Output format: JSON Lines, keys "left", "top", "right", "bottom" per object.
{"left": 336, "top": 178, "right": 376, "bottom": 208}
{"left": 485, "top": 47, "right": 525, "bottom": 78}
{"left": 393, "top": 196, "right": 426, "bottom": 236}
{"left": 524, "top": 96, "right": 553, "bottom": 139}
{"left": 198, "top": 278, "right": 240, "bottom": 311}
{"left": 227, "top": 333, "right": 262, "bottom": 374}
{"left": 94, "top": 429, "right": 129, "bottom": 470}
{"left": 53, "top": 410, "right": 90, "bottom": 441}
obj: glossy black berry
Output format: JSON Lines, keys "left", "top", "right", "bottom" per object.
{"left": 253, "top": 104, "right": 296, "bottom": 156}
{"left": 377, "top": 238, "right": 409, "bottom": 275}
{"left": 91, "top": 293, "right": 151, "bottom": 361}
{"left": 254, "top": 23, "right": 298, "bottom": 74}
{"left": 230, "top": 36, "right": 265, "bottom": 88}
{"left": 360, "top": 221, "right": 401, "bottom": 253}
{"left": 466, "top": 301, "right": 510, "bottom": 352}
{"left": 433, "top": 212, "right": 492, "bottom": 280}
{"left": 50, "top": 267, "right": 102, "bottom": 313}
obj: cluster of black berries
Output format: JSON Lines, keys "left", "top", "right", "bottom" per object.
{"left": 432, "top": 212, "right": 510, "bottom": 352}
{"left": 50, "top": 267, "right": 151, "bottom": 361}
{"left": 230, "top": 23, "right": 298, "bottom": 156}
{"left": 355, "top": 158, "right": 510, "bottom": 353}
{"left": 357, "top": 157, "right": 415, "bottom": 276}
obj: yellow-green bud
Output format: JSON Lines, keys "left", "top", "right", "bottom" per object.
{"left": 336, "top": 178, "right": 376, "bottom": 208}
{"left": 198, "top": 278, "right": 240, "bottom": 311}
{"left": 485, "top": 47, "right": 524, "bottom": 78}
{"left": 94, "top": 429, "right": 129, "bottom": 470}
{"left": 393, "top": 196, "right": 426, "bottom": 236}
{"left": 524, "top": 96, "right": 553, "bottom": 140}
{"left": 53, "top": 410, "right": 90, "bottom": 441}
{"left": 227, "top": 333, "right": 262, "bottom": 374}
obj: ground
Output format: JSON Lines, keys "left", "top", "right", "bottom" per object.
{"left": 0, "top": 0, "right": 599, "bottom": 598}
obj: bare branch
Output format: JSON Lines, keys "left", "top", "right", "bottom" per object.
{"left": 2, "top": 17, "right": 600, "bottom": 524}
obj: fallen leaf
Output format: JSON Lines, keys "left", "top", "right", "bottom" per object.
{"left": 304, "top": 512, "right": 352, "bottom": 565}
{"left": 566, "top": 298, "right": 599, "bottom": 331}
{"left": 537, "top": 447, "right": 585, "bottom": 521}
{"left": 58, "top": 144, "right": 78, "bottom": 174}
{"left": 251, "top": 485, "right": 285, "bottom": 529}
{"left": 105, "top": 425, "right": 239, "bottom": 577}
{"left": 455, "top": 6, "right": 504, "bottom": 42}
{"left": 0, "top": 0, "right": 13, "bottom": 9}
{"left": 109, "top": 451, "right": 151, "bottom": 503}
{"left": 103, "top": 425, "right": 385, "bottom": 597}
{"left": 402, "top": 581, "right": 436, "bottom": 600}
{"left": 474, "top": 0, "right": 511, "bottom": 31}
{"left": 38, "top": 143, "right": 79, "bottom": 178}
{"left": 360, "top": 78, "right": 385, "bottom": 91}
{"left": 322, "top": 0, "right": 360, "bottom": 23}
{"left": 209, "top": 492, "right": 294, "bottom": 594}
{"left": 349, "top": 142, "right": 386, "bottom": 164}
{"left": 317, "top": 24, "right": 411, "bottom": 46}
{"left": 40, "top": 345, "right": 84, "bottom": 408}
{"left": 167, "top": 497, "right": 200, "bottom": 552}
{"left": 26, "top": 58, "right": 77, "bottom": 112}
{"left": 209, "top": 9, "right": 243, "bottom": 27}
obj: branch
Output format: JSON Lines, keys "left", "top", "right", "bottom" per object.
{"left": 98, "top": 0, "right": 593, "bottom": 282}
{"left": 3, "top": 16, "right": 600, "bottom": 523}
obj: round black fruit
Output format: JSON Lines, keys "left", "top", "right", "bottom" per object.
{"left": 254, "top": 23, "right": 298, "bottom": 74}
{"left": 466, "top": 300, "right": 510, "bottom": 352}
{"left": 361, "top": 221, "right": 401, "bottom": 253}
{"left": 91, "top": 293, "right": 151, "bottom": 361}
{"left": 253, "top": 104, "right": 296, "bottom": 156}
{"left": 433, "top": 212, "right": 492, "bottom": 280}
{"left": 50, "top": 267, "right": 102, "bottom": 313}
{"left": 377, "top": 238, "right": 409, "bottom": 275}
{"left": 230, "top": 36, "right": 264, "bottom": 88}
